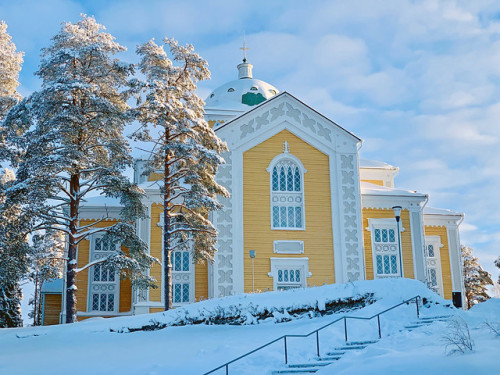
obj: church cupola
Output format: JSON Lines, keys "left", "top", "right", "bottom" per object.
{"left": 237, "top": 59, "right": 253, "bottom": 79}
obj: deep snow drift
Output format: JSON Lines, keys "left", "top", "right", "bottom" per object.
{"left": 0, "top": 279, "right": 498, "bottom": 375}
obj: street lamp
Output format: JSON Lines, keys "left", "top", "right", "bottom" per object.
{"left": 392, "top": 206, "right": 403, "bottom": 277}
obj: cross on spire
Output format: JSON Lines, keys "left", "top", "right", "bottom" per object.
{"left": 240, "top": 37, "right": 249, "bottom": 62}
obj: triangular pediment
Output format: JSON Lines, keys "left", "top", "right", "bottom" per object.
{"left": 215, "top": 92, "right": 361, "bottom": 153}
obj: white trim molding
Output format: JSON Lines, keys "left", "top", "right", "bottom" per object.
{"left": 273, "top": 240, "right": 304, "bottom": 254}
{"left": 268, "top": 257, "right": 311, "bottom": 290}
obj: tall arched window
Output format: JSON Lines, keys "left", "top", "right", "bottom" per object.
{"left": 268, "top": 148, "right": 306, "bottom": 229}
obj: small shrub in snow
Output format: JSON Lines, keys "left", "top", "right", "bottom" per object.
{"left": 442, "top": 317, "right": 474, "bottom": 355}
{"left": 483, "top": 321, "right": 500, "bottom": 337}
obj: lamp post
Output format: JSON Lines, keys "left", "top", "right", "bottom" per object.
{"left": 249, "top": 250, "right": 256, "bottom": 292}
{"left": 392, "top": 206, "right": 403, "bottom": 277}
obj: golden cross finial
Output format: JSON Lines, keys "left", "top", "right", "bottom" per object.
{"left": 240, "top": 36, "right": 249, "bottom": 62}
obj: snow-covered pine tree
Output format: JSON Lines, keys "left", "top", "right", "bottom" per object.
{"left": 28, "top": 231, "right": 65, "bottom": 326}
{"left": 461, "top": 245, "right": 493, "bottom": 309}
{"left": 3, "top": 15, "right": 156, "bottom": 323}
{"left": 132, "top": 39, "right": 229, "bottom": 310}
{"left": 0, "top": 20, "right": 23, "bottom": 121}
{"left": 0, "top": 21, "right": 25, "bottom": 328}
{"left": 495, "top": 256, "right": 500, "bottom": 284}
{"left": 0, "top": 169, "right": 30, "bottom": 327}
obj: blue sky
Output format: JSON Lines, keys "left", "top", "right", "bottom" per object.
{"left": 2, "top": 0, "right": 499, "bottom": 282}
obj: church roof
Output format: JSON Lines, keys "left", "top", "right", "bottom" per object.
{"left": 205, "top": 59, "right": 279, "bottom": 112}
{"left": 360, "top": 181, "right": 426, "bottom": 197}
{"left": 360, "top": 158, "right": 397, "bottom": 170}
{"left": 41, "top": 278, "right": 63, "bottom": 294}
{"left": 424, "top": 206, "right": 463, "bottom": 216}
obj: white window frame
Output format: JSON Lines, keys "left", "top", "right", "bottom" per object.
{"left": 424, "top": 235, "right": 444, "bottom": 297}
{"left": 157, "top": 214, "right": 196, "bottom": 307}
{"left": 268, "top": 257, "right": 311, "bottom": 291}
{"left": 368, "top": 218, "right": 404, "bottom": 279}
{"left": 87, "top": 235, "right": 121, "bottom": 314}
{"left": 267, "top": 151, "right": 307, "bottom": 231}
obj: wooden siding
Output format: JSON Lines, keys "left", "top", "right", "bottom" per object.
{"left": 361, "top": 179, "right": 384, "bottom": 186}
{"left": 243, "top": 129, "right": 334, "bottom": 291}
{"left": 149, "top": 204, "right": 163, "bottom": 302}
{"left": 195, "top": 262, "right": 208, "bottom": 301}
{"left": 424, "top": 225, "right": 452, "bottom": 299}
{"left": 42, "top": 294, "right": 61, "bottom": 325}
{"left": 76, "top": 219, "right": 133, "bottom": 314}
{"left": 148, "top": 172, "right": 163, "bottom": 182}
{"left": 362, "top": 208, "right": 414, "bottom": 280}
{"left": 150, "top": 203, "right": 209, "bottom": 302}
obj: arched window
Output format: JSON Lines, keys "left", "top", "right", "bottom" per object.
{"left": 268, "top": 149, "right": 306, "bottom": 229}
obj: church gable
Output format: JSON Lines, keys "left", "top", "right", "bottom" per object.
{"left": 216, "top": 92, "right": 361, "bottom": 154}
{"left": 211, "top": 92, "right": 366, "bottom": 297}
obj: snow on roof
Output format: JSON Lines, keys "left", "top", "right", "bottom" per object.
{"left": 359, "top": 158, "right": 397, "bottom": 170}
{"left": 205, "top": 77, "right": 279, "bottom": 111}
{"left": 360, "top": 181, "right": 426, "bottom": 197}
{"left": 80, "top": 195, "right": 122, "bottom": 207}
{"left": 424, "top": 206, "right": 462, "bottom": 216}
{"left": 41, "top": 278, "right": 63, "bottom": 294}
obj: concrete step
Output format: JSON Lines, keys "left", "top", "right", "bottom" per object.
{"left": 347, "top": 340, "right": 378, "bottom": 346}
{"left": 289, "top": 362, "right": 332, "bottom": 368}
{"left": 272, "top": 368, "right": 319, "bottom": 374}
{"left": 325, "top": 350, "right": 346, "bottom": 356}
{"left": 317, "top": 355, "right": 342, "bottom": 361}
{"left": 419, "top": 315, "right": 453, "bottom": 321}
{"left": 333, "top": 344, "right": 367, "bottom": 351}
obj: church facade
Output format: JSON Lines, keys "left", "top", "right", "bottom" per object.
{"left": 40, "top": 60, "right": 465, "bottom": 324}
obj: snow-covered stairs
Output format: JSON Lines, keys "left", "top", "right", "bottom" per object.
{"left": 271, "top": 340, "right": 378, "bottom": 374}
{"left": 404, "top": 315, "right": 452, "bottom": 330}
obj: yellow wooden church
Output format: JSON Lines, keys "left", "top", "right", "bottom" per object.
{"left": 40, "top": 59, "right": 465, "bottom": 325}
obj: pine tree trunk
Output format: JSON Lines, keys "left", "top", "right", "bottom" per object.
{"left": 66, "top": 173, "right": 80, "bottom": 323}
{"left": 163, "top": 143, "right": 172, "bottom": 311}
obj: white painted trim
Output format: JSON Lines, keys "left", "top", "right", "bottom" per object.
{"left": 273, "top": 240, "right": 304, "bottom": 254}
{"left": 86, "top": 235, "right": 121, "bottom": 314}
{"left": 268, "top": 257, "right": 311, "bottom": 290}
{"left": 268, "top": 152, "right": 306, "bottom": 231}
{"left": 409, "top": 208, "right": 427, "bottom": 283}
{"left": 232, "top": 149, "right": 245, "bottom": 294}
{"left": 266, "top": 152, "right": 308, "bottom": 174}
{"left": 368, "top": 219, "right": 403, "bottom": 278}
{"left": 424, "top": 236, "right": 444, "bottom": 297}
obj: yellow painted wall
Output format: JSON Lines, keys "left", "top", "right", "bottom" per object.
{"left": 424, "top": 225, "right": 452, "bottom": 300}
{"left": 243, "top": 129, "right": 334, "bottom": 291}
{"left": 150, "top": 204, "right": 164, "bottom": 302}
{"left": 76, "top": 219, "right": 133, "bottom": 314}
{"left": 362, "top": 208, "right": 414, "bottom": 280}
{"left": 42, "top": 294, "right": 62, "bottom": 325}
{"left": 195, "top": 262, "right": 209, "bottom": 301}
{"left": 148, "top": 172, "right": 163, "bottom": 182}
{"left": 361, "top": 179, "right": 384, "bottom": 186}
{"left": 149, "top": 203, "right": 209, "bottom": 303}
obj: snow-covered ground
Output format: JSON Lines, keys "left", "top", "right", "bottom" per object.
{"left": 0, "top": 279, "right": 498, "bottom": 375}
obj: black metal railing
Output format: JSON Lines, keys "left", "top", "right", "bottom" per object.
{"left": 203, "top": 295, "right": 421, "bottom": 375}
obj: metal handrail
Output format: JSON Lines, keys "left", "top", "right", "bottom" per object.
{"left": 203, "top": 295, "right": 421, "bottom": 375}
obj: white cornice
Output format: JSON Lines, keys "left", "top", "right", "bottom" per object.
{"left": 361, "top": 194, "right": 426, "bottom": 210}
